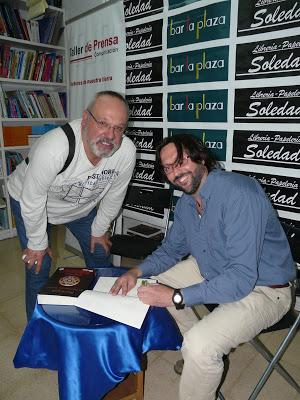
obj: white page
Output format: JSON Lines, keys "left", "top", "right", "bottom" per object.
{"left": 93, "top": 277, "right": 156, "bottom": 297}
{"left": 76, "top": 290, "right": 149, "bottom": 329}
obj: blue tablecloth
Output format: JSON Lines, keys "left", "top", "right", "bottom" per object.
{"left": 14, "top": 268, "right": 182, "bottom": 400}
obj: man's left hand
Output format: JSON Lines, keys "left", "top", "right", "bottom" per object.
{"left": 137, "top": 284, "right": 174, "bottom": 307}
{"left": 90, "top": 233, "right": 112, "bottom": 254}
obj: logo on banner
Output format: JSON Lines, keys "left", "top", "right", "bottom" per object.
{"left": 126, "top": 56, "right": 162, "bottom": 88}
{"left": 126, "top": 19, "right": 163, "bottom": 55}
{"left": 237, "top": 0, "right": 300, "bottom": 36}
{"left": 169, "top": 128, "right": 227, "bottom": 161}
{"left": 69, "top": 37, "right": 119, "bottom": 63}
{"left": 127, "top": 93, "right": 163, "bottom": 121}
{"left": 236, "top": 171, "right": 299, "bottom": 213}
{"left": 236, "top": 35, "right": 300, "bottom": 80}
{"left": 168, "top": 90, "right": 228, "bottom": 122}
{"left": 132, "top": 159, "right": 164, "bottom": 187}
{"left": 234, "top": 85, "right": 300, "bottom": 123}
{"left": 127, "top": 127, "right": 163, "bottom": 153}
{"left": 168, "top": 46, "right": 229, "bottom": 84}
{"left": 233, "top": 130, "right": 300, "bottom": 168}
{"left": 124, "top": 0, "right": 163, "bottom": 21}
{"left": 167, "top": 1, "right": 230, "bottom": 48}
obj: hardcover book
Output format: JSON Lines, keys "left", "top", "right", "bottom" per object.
{"left": 38, "top": 267, "right": 95, "bottom": 305}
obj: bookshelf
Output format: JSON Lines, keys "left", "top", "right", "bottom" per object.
{"left": 0, "top": 0, "right": 68, "bottom": 240}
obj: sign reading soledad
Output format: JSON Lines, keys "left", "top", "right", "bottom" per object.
{"left": 126, "top": 127, "right": 163, "bottom": 154}
{"left": 235, "top": 170, "right": 299, "bottom": 214}
{"left": 234, "top": 85, "right": 300, "bottom": 123}
{"left": 126, "top": 56, "right": 162, "bottom": 89}
{"left": 132, "top": 159, "right": 164, "bottom": 187}
{"left": 237, "top": 0, "right": 300, "bottom": 36}
{"left": 168, "top": 46, "right": 229, "bottom": 85}
{"left": 124, "top": 0, "right": 163, "bottom": 22}
{"left": 167, "top": 1, "right": 230, "bottom": 48}
{"left": 236, "top": 35, "right": 300, "bottom": 80}
{"left": 168, "top": 90, "right": 228, "bottom": 122}
{"left": 232, "top": 130, "right": 300, "bottom": 169}
{"left": 169, "top": 128, "right": 227, "bottom": 161}
{"left": 127, "top": 93, "right": 163, "bottom": 121}
{"left": 126, "top": 19, "right": 163, "bottom": 55}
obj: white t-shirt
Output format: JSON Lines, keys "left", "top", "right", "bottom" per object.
{"left": 8, "top": 119, "right": 136, "bottom": 250}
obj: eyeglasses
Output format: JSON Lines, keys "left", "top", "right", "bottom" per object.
{"left": 163, "top": 155, "right": 190, "bottom": 175}
{"left": 87, "top": 109, "right": 126, "bottom": 135}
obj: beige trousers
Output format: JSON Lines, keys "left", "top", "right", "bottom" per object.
{"left": 155, "top": 257, "right": 292, "bottom": 400}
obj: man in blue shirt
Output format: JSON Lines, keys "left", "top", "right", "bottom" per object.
{"left": 110, "top": 134, "right": 295, "bottom": 400}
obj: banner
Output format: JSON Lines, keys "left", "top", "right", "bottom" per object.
{"left": 132, "top": 159, "right": 164, "bottom": 187}
{"left": 237, "top": 0, "right": 300, "bottom": 36}
{"left": 232, "top": 130, "right": 300, "bottom": 169}
{"left": 235, "top": 170, "right": 299, "bottom": 214}
{"left": 168, "top": 90, "right": 228, "bottom": 122}
{"left": 67, "top": 1, "right": 126, "bottom": 119}
{"left": 234, "top": 85, "right": 300, "bottom": 123}
{"left": 236, "top": 35, "right": 300, "bottom": 81}
{"left": 126, "top": 127, "right": 163, "bottom": 154}
{"left": 169, "top": 128, "right": 227, "bottom": 161}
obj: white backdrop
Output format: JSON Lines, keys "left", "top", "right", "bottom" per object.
{"left": 67, "top": 0, "right": 126, "bottom": 119}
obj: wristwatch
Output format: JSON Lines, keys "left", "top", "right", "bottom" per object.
{"left": 172, "top": 289, "right": 185, "bottom": 310}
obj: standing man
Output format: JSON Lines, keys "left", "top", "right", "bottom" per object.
{"left": 110, "top": 134, "right": 295, "bottom": 400}
{"left": 8, "top": 91, "right": 136, "bottom": 320}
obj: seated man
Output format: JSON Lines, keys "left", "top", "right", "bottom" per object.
{"left": 110, "top": 134, "right": 295, "bottom": 400}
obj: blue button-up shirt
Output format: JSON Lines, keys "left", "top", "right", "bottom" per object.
{"left": 139, "top": 169, "right": 295, "bottom": 306}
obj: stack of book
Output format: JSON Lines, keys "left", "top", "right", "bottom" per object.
{"left": 0, "top": 88, "right": 66, "bottom": 119}
{"left": 5, "top": 150, "right": 24, "bottom": 175}
{"left": 0, "top": 3, "right": 62, "bottom": 45}
{"left": 0, "top": 196, "right": 8, "bottom": 230}
{"left": 0, "top": 45, "right": 64, "bottom": 83}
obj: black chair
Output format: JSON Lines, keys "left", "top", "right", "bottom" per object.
{"left": 110, "top": 185, "right": 173, "bottom": 261}
{"left": 193, "top": 222, "right": 300, "bottom": 400}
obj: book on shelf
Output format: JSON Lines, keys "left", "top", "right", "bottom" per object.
{"left": 127, "top": 223, "right": 162, "bottom": 238}
{"left": 38, "top": 267, "right": 96, "bottom": 306}
{"left": 0, "top": 207, "right": 8, "bottom": 230}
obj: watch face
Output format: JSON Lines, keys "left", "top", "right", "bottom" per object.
{"left": 173, "top": 293, "right": 182, "bottom": 304}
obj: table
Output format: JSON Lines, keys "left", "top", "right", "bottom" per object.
{"left": 13, "top": 268, "right": 182, "bottom": 400}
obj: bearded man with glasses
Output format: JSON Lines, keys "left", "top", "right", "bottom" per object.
{"left": 110, "top": 134, "right": 295, "bottom": 400}
{"left": 8, "top": 91, "right": 136, "bottom": 320}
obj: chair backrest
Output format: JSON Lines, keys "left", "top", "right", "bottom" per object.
{"left": 280, "top": 219, "right": 300, "bottom": 264}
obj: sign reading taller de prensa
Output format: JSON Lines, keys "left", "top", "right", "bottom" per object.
{"left": 127, "top": 93, "right": 163, "bottom": 121}
{"left": 235, "top": 170, "right": 299, "bottom": 214}
{"left": 234, "top": 85, "right": 300, "bottom": 123}
{"left": 237, "top": 0, "right": 300, "bottom": 37}
{"left": 126, "top": 19, "right": 163, "bottom": 55}
{"left": 232, "top": 130, "right": 300, "bottom": 169}
{"left": 124, "top": 0, "right": 163, "bottom": 21}
{"left": 236, "top": 35, "right": 300, "bottom": 80}
{"left": 126, "top": 56, "right": 162, "bottom": 89}
{"left": 132, "top": 159, "right": 164, "bottom": 187}
{"left": 167, "top": 1, "right": 230, "bottom": 48}
{"left": 126, "top": 127, "right": 163, "bottom": 154}
{"left": 168, "top": 90, "right": 228, "bottom": 122}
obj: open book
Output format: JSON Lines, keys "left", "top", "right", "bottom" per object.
{"left": 76, "top": 277, "right": 156, "bottom": 329}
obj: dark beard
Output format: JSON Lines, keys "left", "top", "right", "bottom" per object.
{"left": 172, "top": 172, "right": 201, "bottom": 195}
